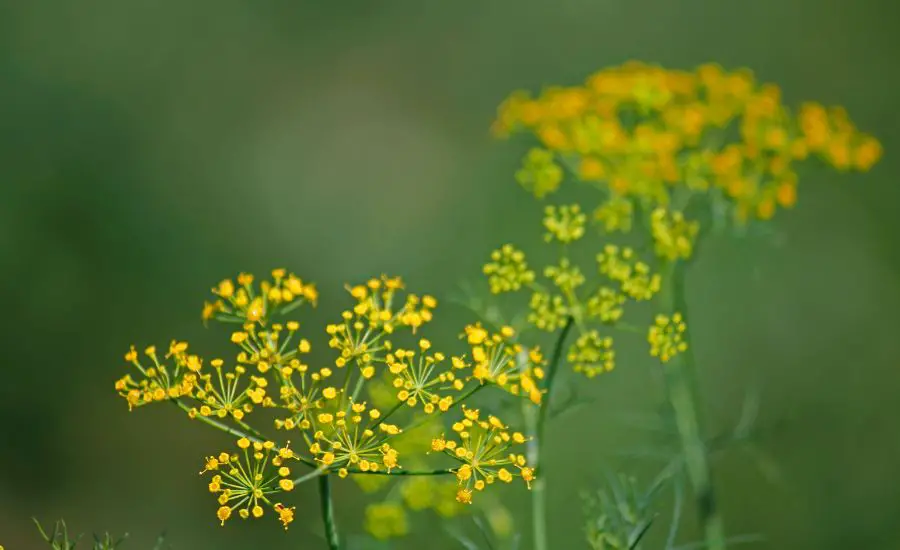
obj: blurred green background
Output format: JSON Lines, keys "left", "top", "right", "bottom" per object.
{"left": 2, "top": 0, "right": 899, "bottom": 548}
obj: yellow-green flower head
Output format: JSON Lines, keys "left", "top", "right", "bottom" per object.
{"left": 485, "top": 503, "right": 515, "bottom": 539}
{"left": 400, "top": 476, "right": 438, "bottom": 510}
{"left": 596, "top": 245, "right": 662, "bottom": 301}
{"left": 544, "top": 257, "right": 586, "bottom": 293}
{"left": 543, "top": 204, "right": 587, "bottom": 243}
{"left": 515, "top": 148, "right": 563, "bottom": 198}
{"left": 648, "top": 313, "right": 688, "bottom": 362}
{"left": 567, "top": 330, "right": 615, "bottom": 378}
{"left": 483, "top": 244, "right": 536, "bottom": 294}
{"left": 649, "top": 208, "right": 699, "bottom": 261}
{"left": 353, "top": 472, "right": 392, "bottom": 494}
{"left": 528, "top": 291, "right": 571, "bottom": 332}
{"left": 200, "top": 438, "right": 299, "bottom": 529}
{"left": 585, "top": 287, "right": 626, "bottom": 324}
{"left": 593, "top": 196, "right": 633, "bottom": 233}
{"left": 365, "top": 502, "right": 409, "bottom": 540}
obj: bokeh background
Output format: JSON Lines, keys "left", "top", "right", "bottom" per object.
{"left": 2, "top": 0, "right": 899, "bottom": 548}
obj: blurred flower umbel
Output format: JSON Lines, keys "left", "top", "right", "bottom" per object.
{"left": 494, "top": 61, "right": 881, "bottom": 231}
{"left": 364, "top": 502, "right": 409, "bottom": 540}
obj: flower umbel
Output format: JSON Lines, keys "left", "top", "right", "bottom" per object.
{"left": 648, "top": 313, "right": 688, "bottom": 363}
{"left": 201, "top": 438, "right": 298, "bottom": 529}
{"left": 431, "top": 408, "right": 534, "bottom": 504}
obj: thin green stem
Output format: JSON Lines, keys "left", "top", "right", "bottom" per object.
{"left": 318, "top": 475, "right": 340, "bottom": 550}
{"left": 525, "top": 317, "right": 575, "bottom": 550}
{"left": 535, "top": 317, "right": 576, "bottom": 461}
{"left": 661, "top": 260, "right": 726, "bottom": 550}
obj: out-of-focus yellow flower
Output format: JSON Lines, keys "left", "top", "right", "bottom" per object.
{"left": 494, "top": 61, "right": 881, "bottom": 227}
{"left": 365, "top": 502, "right": 409, "bottom": 540}
{"left": 515, "top": 148, "right": 564, "bottom": 199}
{"left": 484, "top": 244, "right": 536, "bottom": 294}
{"left": 648, "top": 313, "right": 688, "bottom": 363}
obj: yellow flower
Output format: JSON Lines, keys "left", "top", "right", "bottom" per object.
{"left": 648, "top": 313, "right": 689, "bottom": 362}
{"left": 493, "top": 62, "right": 880, "bottom": 229}
{"left": 650, "top": 208, "right": 699, "bottom": 261}
{"left": 568, "top": 330, "right": 615, "bottom": 377}
{"left": 515, "top": 148, "right": 563, "bottom": 198}
{"left": 543, "top": 204, "right": 587, "bottom": 243}
{"left": 483, "top": 245, "right": 535, "bottom": 294}
{"left": 365, "top": 502, "right": 409, "bottom": 540}
{"left": 434, "top": 407, "right": 533, "bottom": 503}
{"left": 202, "top": 439, "right": 298, "bottom": 528}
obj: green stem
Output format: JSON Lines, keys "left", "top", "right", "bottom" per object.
{"left": 525, "top": 317, "right": 575, "bottom": 550}
{"left": 662, "top": 261, "right": 726, "bottom": 550}
{"left": 318, "top": 475, "right": 340, "bottom": 550}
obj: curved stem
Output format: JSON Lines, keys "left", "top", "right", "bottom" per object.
{"left": 536, "top": 318, "right": 576, "bottom": 446}
{"left": 662, "top": 261, "right": 726, "bottom": 550}
{"left": 318, "top": 475, "right": 340, "bottom": 550}
{"left": 525, "top": 317, "right": 575, "bottom": 550}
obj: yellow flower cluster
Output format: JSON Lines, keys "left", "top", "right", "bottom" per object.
{"left": 596, "top": 245, "right": 661, "bottom": 301}
{"left": 568, "top": 330, "right": 615, "bottom": 377}
{"left": 649, "top": 208, "right": 699, "bottom": 261}
{"left": 543, "top": 204, "right": 587, "bottom": 243}
{"left": 200, "top": 438, "right": 298, "bottom": 529}
{"left": 202, "top": 270, "right": 318, "bottom": 324}
{"left": 648, "top": 313, "right": 688, "bottom": 363}
{"left": 515, "top": 147, "right": 564, "bottom": 198}
{"left": 115, "top": 342, "right": 199, "bottom": 410}
{"left": 118, "top": 270, "right": 540, "bottom": 530}
{"left": 462, "top": 323, "right": 545, "bottom": 405}
{"left": 431, "top": 407, "right": 534, "bottom": 504}
{"left": 483, "top": 236, "right": 661, "bottom": 377}
{"left": 494, "top": 61, "right": 882, "bottom": 246}
{"left": 483, "top": 244, "right": 535, "bottom": 294}
{"left": 365, "top": 502, "right": 409, "bottom": 540}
